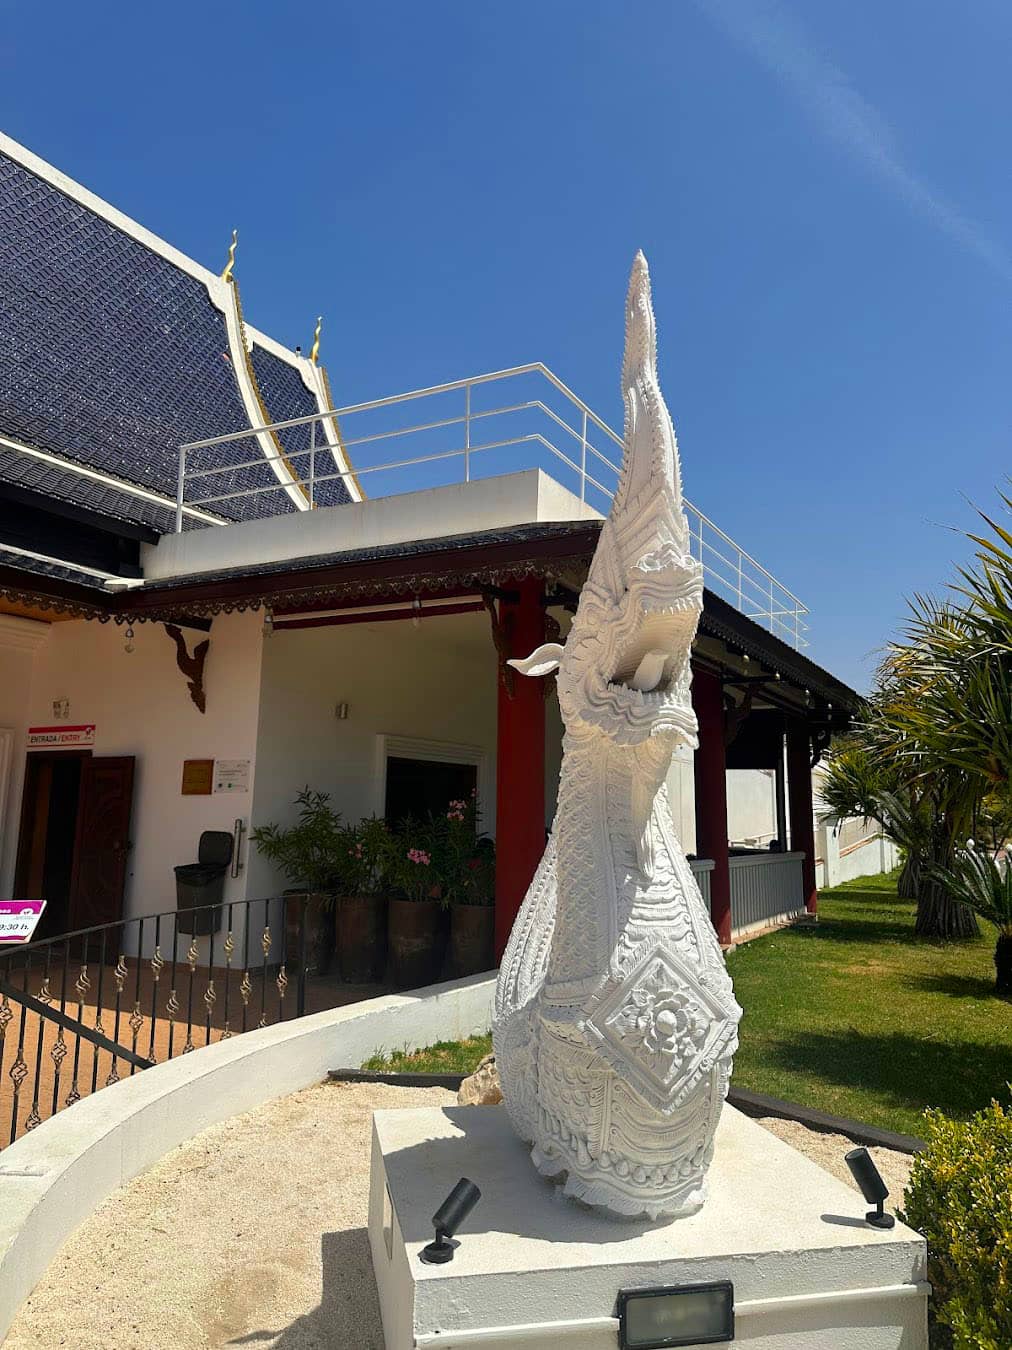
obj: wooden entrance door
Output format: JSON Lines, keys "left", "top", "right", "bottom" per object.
{"left": 67, "top": 757, "right": 135, "bottom": 931}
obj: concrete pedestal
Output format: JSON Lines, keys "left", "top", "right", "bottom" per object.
{"left": 368, "top": 1105, "right": 928, "bottom": 1350}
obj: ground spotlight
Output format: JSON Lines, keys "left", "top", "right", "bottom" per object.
{"left": 845, "top": 1147, "right": 895, "bottom": 1229}
{"left": 420, "top": 1177, "right": 481, "bottom": 1264}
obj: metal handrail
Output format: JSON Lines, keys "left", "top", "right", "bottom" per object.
{"left": 175, "top": 363, "right": 810, "bottom": 648}
{"left": 0, "top": 894, "right": 308, "bottom": 1147}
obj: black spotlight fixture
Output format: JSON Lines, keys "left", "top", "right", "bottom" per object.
{"left": 420, "top": 1177, "right": 482, "bottom": 1264}
{"left": 845, "top": 1147, "right": 895, "bottom": 1229}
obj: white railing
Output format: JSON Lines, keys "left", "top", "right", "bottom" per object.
{"left": 729, "top": 852, "right": 806, "bottom": 936}
{"left": 177, "top": 364, "right": 809, "bottom": 648}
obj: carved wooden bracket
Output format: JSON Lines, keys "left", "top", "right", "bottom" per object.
{"left": 810, "top": 724, "right": 832, "bottom": 767}
{"left": 164, "top": 624, "right": 210, "bottom": 714}
{"left": 723, "top": 687, "right": 754, "bottom": 747}
{"left": 481, "top": 590, "right": 515, "bottom": 698}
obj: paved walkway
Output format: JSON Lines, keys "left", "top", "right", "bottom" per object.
{"left": 4, "top": 1084, "right": 913, "bottom": 1349}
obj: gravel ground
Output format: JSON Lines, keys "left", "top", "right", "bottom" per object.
{"left": 757, "top": 1115, "right": 913, "bottom": 1199}
{"left": 3, "top": 1087, "right": 914, "bottom": 1350}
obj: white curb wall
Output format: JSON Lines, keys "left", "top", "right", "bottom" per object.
{"left": 0, "top": 973, "right": 496, "bottom": 1342}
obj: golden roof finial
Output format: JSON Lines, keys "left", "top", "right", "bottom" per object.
{"left": 310, "top": 315, "right": 323, "bottom": 364}
{"left": 221, "top": 229, "right": 238, "bottom": 283}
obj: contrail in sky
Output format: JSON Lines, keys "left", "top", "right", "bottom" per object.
{"left": 696, "top": 0, "right": 1012, "bottom": 283}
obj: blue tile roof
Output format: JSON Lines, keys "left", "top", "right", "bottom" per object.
{"left": 249, "top": 343, "right": 351, "bottom": 508}
{"left": 0, "top": 146, "right": 347, "bottom": 531}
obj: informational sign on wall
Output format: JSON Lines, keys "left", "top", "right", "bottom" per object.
{"left": 181, "top": 759, "right": 214, "bottom": 795}
{"left": 27, "top": 724, "right": 95, "bottom": 749}
{"left": 0, "top": 900, "right": 46, "bottom": 945}
{"left": 213, "top": 759, "right": 250, "bottom": 793}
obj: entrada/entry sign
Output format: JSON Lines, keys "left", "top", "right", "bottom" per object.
{"left": 27, "top": 724, "right": 95, "bottom": 749}
{"left": 0, "top": 901, "right": 47, "bottom": 945}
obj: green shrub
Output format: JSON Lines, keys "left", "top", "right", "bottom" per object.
{"left": 902, "top": 1094, "right": 1012, "bottom": 1349}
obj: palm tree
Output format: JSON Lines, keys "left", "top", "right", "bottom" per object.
{"left": 932, "top": 846, "right": 1012, "bottom": 994}
{"left": 818, "top": 737, "right": 924, "bottom": 898}
{"left": 821, "top": 489, "right": 1009, "bottom": 940}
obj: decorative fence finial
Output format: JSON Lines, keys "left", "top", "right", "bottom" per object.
{"left": 221, "top": 229, "right": 238, "bottom": 283}
{"left": 310, "top": 315, "right": 323, "bottom": 365}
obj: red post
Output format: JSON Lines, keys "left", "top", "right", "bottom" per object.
{"left": 494, "top": 577, "right": 546, "bottom": 959}
{"left": 691, "top": 666, "right": 732, "bottom": 946}
{"left": 787, "top": 720, "right": 818, "bottom": 915}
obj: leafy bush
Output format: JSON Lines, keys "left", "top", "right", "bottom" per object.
{"left": 902, "top": 1094, "right": 1012, "bottom": 1349}
{"left": 433, "top": 793, "right": 495, "bottom": 906}
{"left": 390, "top": 814, "right": 441, "bottom": 902}
{"left": 250, "top": 787, "right": 343, "bottom": 899}
{"left": 338, "top": 815, "right": 394, "bottom": 897}
{"left": 930, "top": 845, "right": 1012, "bottom": 993}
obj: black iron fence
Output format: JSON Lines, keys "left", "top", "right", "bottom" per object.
{"left": 0, "top": 895, "right": 308, "bottom": 1148}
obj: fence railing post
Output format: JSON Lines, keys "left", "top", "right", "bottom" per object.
{"left": 308, "top": 420, "right": 316, "bottom": 509}
{"left": 464, "top": 383, "right": 471, "bottom": 483}
{"left": 296, "top": 901, "right": 307, "bottom": 1020}
{"left": 579, "top": 408, "right": 587, "bottom": 505}
{"left": 175, "top": 446, "right": 186, "bottom": 533}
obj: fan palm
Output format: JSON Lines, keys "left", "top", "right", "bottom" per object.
{"left": 818, "top": 737, "right": 925, "bottom": 898}
{"left": 931, "top": 847, "right": 1012, "bottom": 993}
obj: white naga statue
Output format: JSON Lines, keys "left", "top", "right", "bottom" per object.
{"left": 493, "top": 252, "right": 742, "bottom": 1221}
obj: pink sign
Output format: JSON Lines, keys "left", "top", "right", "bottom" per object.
{"left": 0, "top": 901, "right": 47, "bottom": 945}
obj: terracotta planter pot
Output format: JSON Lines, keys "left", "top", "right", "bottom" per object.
{"left": 387, "top": 897, "right": 445, "bottom": 989}
{"left": 336, "top": 894, "right": 387, "bottom": 984}
{"left": 283, "top": 891, "right": 335, "bottom": 977}
{"left": 450, "top": 903, "right": 495, "bottom": 978}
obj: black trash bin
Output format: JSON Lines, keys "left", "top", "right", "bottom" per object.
{"left": 175, "top": 831, "right": 234, "bottom": 936}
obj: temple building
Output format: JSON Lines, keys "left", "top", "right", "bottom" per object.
{"left": 0, "top": 131, "right": 865, "bottom": 962}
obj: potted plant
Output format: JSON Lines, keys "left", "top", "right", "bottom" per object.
{"left": 334, "top": 816, "right": 392, "bottom": 984}
{"left": 250, "top": 788, "right": 342, "bottom": 976}
{"left": 438, "top": 795, "right": 496, "bottom": 977}
{"left": 387, "top": 816, "right": 446, "bottom": 989}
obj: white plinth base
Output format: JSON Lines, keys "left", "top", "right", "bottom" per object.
{"left": 368, "top": 1104, "right": 928, "bottom": 1350}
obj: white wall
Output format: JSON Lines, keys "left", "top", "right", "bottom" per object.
{"left": 666, "top": 747, "right": 697, "bottom": 855}
{"left": 726, "top": 768, "right": 778, "bottom": 847}
{"left": 145, "top": 470, "right": 601, "bottom": 581}
{"left": 248, "top": 612, "right": 501, "bottom": 899}
{"left": 816, "top": 819, "right": 900, "bottom": 888}
{"left": 23, "top": 609, "right": 264, "bottom": 921}
{"left": 0, "top": 615, "right": 50, "bottom": 894}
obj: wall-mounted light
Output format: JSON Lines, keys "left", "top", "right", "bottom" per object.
{"left": 335, "top": 702, "right": 349, "bottom": 721}
{"left": 845, "top": 1147, "right": 895, "bottom": 1229}
{"left": 411, "top": 597, "right": 422, "bottom": 630}
{"left": 263, "top": 608, "right": 274, "bottom": 637}
{"left": 420, "top": 1177, "right": 481, "bottom": 1264}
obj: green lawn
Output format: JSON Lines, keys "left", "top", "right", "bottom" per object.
{"left": 363, "top": 1034, "right": 492, "bottom": 1076}
{"left": 363, "top": 873, "right": 1011, "bottom": 1136}
{"left": 727, "top": 872, "right": 1010, "bottom": 1135}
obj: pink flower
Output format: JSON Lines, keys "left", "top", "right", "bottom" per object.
{"left": 407, "top": 849, "right": 431, "bottom": 866}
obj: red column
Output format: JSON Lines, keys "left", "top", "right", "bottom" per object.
{"left": 787, "top": 720, "right": 818, "bottom": 915}
{"left": 691, "top": 666, "right": 732, "bottom": 946}
{"left": 494, "top": 577, "right": 546, "bottom": 959}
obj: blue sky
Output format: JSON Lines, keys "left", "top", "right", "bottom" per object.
{"left": 2, "top": 1, "right": 1008, "bottom": 688}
